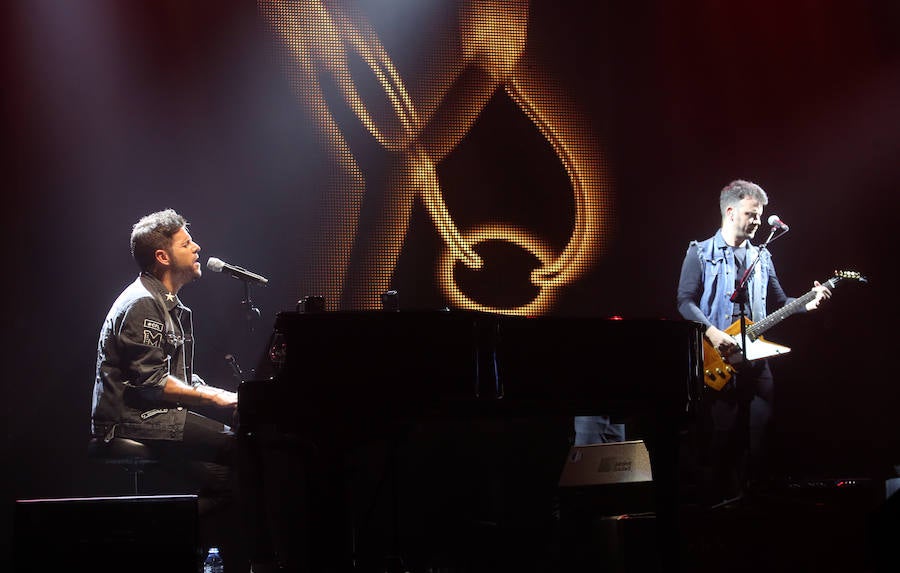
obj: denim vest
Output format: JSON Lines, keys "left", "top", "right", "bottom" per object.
{"left": 691, "top": 230, "right": 771, "bottom": 331}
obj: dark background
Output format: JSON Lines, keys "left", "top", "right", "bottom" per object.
{"left": 3, "top": 0, "right": 897, "bottom": 567}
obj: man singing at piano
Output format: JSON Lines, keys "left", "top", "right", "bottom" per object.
{"left": 90, "top": 208, "right": 259, "bottom": 572}
{"left": 676, "top": 180, "right": 830, "bottom": 507}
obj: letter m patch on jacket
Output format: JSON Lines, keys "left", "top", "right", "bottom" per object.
{"left": 143, "top": 318, "right": 165, "bottom": 347}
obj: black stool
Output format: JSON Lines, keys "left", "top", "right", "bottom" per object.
{"left": 87, "top": 437, "right": 159, "bottom": 495}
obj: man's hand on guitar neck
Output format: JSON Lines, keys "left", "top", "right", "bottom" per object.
{"left": 705, "top": 325, "right": 739, "bottom": 356}
{"left": 805, "top": 281, "right": 832, "bottom": 311}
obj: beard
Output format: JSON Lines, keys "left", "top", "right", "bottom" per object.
{"left": 175, "top": 262, "right": 201, "bottom": 284}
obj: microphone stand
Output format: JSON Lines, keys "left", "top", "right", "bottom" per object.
{"left": 242, "top": 280, "right": 261, "bottom": 336}
{"left": 729, "top": 225, "right": 785, "bottom": 365}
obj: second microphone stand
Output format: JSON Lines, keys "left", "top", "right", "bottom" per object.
{"left": 241, "top": 280, "right": 261, "bottom": 336}
{"left": 729, "top": 225, "right": 785, "bottom": 365}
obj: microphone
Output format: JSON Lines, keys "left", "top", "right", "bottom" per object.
{"left": 767, "top": 215, "right": 789, "bottom": 232}
{"left": 206, "top": 257, "right": 269, "bottom": 285}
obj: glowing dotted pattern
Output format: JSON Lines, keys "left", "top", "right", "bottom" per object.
{"left": 259, "top": 0, "right": 612, "bottom": 315}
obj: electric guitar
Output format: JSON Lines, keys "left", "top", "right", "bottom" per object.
{"left": 702, "top": 270, "right": 866, "bottom": 390}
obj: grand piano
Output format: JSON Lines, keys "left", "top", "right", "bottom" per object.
{"left": 237, "top": 309, "right": 704, "bottom": 572}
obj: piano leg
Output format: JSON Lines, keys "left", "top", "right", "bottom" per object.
{"left": 239, "top": 428, "right": 357, "bottom": 573}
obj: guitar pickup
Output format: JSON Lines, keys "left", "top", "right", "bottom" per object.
{"left": 706, "top": 368, "right": 727, "bottom": 380}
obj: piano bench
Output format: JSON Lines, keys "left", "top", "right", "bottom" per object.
{"left": 87, "top": 437, "right": 159, "bottom": 495}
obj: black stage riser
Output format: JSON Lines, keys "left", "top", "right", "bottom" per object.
{"left": 13, "top": 495, "right": 199, "bottom": 573}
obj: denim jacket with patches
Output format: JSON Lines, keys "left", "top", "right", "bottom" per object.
{"left": 91, "top": 273, "right": 197, "bottom": 441}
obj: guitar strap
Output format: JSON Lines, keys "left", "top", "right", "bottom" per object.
{"left": 733, "top": 246, "right": 746, "bottom": 276}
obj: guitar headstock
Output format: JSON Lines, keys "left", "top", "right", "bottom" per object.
{"left": 832, "top": 269, "right": 868, "bottom": 284}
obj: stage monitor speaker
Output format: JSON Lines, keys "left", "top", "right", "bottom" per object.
{"left": 558, "top": 440, "right": 655, "bottom": 517}
{"left": 13, "top": 494, "right": 199, "bottom": 573}
{"left": 558, "top": 440, "right": 652, "bottom": 487}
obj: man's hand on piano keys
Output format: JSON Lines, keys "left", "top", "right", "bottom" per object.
{"left": 193, "top": 384, "right": 238, "bottom": 408}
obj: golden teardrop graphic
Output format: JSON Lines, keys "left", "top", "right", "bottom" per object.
{"left": 259, "top": 0, "right": 611, "bottom": 314}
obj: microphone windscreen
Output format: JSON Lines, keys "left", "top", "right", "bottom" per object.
{"left": 207, "top": 257, "right": 225, "bottom": 272}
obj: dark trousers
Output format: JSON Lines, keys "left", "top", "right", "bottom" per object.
{"left": 142, "top": 411, "right": 254, "bottom": 573}
{"left": 696, "top": 360, "right": 774, "bottom": 503}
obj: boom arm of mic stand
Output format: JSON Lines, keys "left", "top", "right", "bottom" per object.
{"left": 729, "top": 226, "right": 776, "bottom": 365}
{"left": 730, "top": 227, "right": 776, "bottom": 303}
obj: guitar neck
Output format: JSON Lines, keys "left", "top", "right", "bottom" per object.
{"left": 747, "top": 277, "right": 836, "bottom": 339}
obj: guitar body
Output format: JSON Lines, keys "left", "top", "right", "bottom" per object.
{"left": 699, "top": 270, "right": 864, "bottom": 391}
{"left": 702, "top": 318, "right": 792, "bottom": 390}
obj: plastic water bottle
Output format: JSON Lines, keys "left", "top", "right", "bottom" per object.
{"left": 203, "top": 547, "right": 224, "bottom": 573}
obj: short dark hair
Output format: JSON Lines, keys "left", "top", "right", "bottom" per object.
{"left": 130, "top": 209, "right": 188, "bottom": 272}
{"left": 719, "top": 180, "right": 768, "bottom": 217}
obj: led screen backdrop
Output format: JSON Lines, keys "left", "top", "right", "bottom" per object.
{"left": 258, "top": 0, "right": 611, "bottom": 315}
{"left": 2, "top": 1, "right": 898, "bottom": 564}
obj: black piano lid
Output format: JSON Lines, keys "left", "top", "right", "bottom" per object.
{"left": 239, "top": 310, "right": 703, "bottom": 430}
